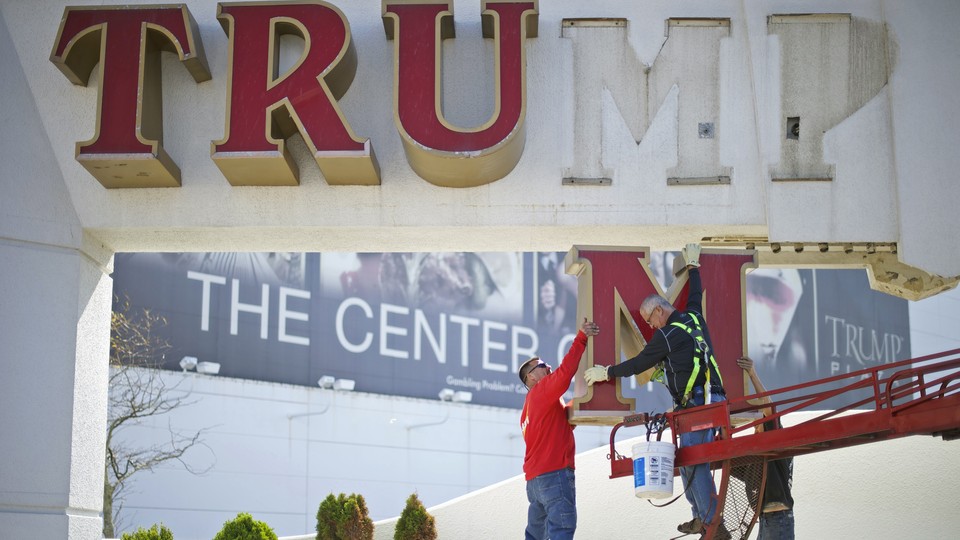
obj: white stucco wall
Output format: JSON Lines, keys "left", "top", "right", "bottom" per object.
{"left": 110, "top": 370, "right": 613, "bottom": 538}
{"left": 909, "top": 285, "right": 960, "bottom": 357}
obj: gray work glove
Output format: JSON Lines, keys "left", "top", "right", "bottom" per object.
{"left": 681, "top": 243, "right": 702, "bottom": 268}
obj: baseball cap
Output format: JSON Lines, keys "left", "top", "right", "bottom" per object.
{"left": 518, "top": 356, "right": 542, "bottom": 385}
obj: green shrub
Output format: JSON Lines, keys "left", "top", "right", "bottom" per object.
{"left": 121, "top": 524, "right": 174, "bottom": 540}
{"left": 212, "top": 512, "right": 277, "bottom": 540}
{"left": 394, "top": 493, "right": 436, "bottom": 540}
{"left": 316, "top": 493, "right": 374, "bottom": 540}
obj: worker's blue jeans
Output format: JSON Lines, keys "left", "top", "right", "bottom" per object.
{"left": 679, "top": 392, "right": 726, "bottom": 526}
{"left": 759, "top": 509, "right": 795, "bottom": 540}
{"left": 525, "top": 467, "right": 576, "bottom": 540}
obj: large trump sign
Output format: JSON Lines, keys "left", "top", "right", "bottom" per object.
{"left": 51, "top": 3, "right": 892, "bottom": 190}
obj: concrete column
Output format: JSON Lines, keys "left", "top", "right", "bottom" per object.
{"left": 0, "top": 9, "right": 114, "bottom": 538}
{"left": 0, "top": 239, "right": 113, "bottom": 539}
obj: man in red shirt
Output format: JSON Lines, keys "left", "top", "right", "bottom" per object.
{"left": 518, "top": 318, "right": 599, "bottom": 540}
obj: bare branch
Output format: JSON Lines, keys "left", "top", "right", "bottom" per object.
{"left": 104, "top": 295, "right": 214, "bottom": 538}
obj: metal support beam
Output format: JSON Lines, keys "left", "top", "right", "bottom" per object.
{"left": 701, "top": 237, "right": 959, "bottom": 301}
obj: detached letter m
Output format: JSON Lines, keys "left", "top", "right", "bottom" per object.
{"left": 382, "top": 1, "right": 538, "bottom": 187}
{"left": 568, "top": 246, "right": 754, "bottom": 424}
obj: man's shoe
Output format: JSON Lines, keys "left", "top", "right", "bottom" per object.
{"left": 677, "top": 517, "right": 704, "bottom": 534}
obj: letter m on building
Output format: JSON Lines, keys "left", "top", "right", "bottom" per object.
{"left": 561, "top": 18, "right": 731, "bottom": 184}
{"left": 567, "top": 246, "right": 754, "bottom": 423}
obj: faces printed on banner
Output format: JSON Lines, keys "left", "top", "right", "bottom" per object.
{"left": 339, "top": 253, "right": 411, "bottom": 305}
{"left": 536, "top": 252, "right": 577, "bottom": 339}
{"left": 121, "top": 252, "right": 306, "bottom": 287}
{"left": 336, "top": 252, "right": 519, "bottom": 316}
{"left": 746, "top": 269, "right": 807, "bottom": 371}
{"left": 416, "top": 253, "right": 496, "bottom": 311}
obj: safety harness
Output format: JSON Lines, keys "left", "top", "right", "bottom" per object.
{"left": 651, "top": 313, "right": 724, "bottom": 408}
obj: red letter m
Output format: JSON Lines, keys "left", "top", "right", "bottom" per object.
{"left": 568, "top": 246, "right": 755, "bottom": 423}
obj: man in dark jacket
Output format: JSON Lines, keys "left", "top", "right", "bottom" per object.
{"left": 738, "top": 356, "right": 795, "bottom": 540}
{"left": 584, "top": 243, "right": 729, "bottom": 539}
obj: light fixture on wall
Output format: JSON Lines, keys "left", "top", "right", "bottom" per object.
{"left": 452, "top": 391, "right": 473, "bottom": 403}
{"left": 438, "top": 388, "right": 455, "bottom": 401}
{"left": 196, "top": 361, "right": 220, "bottom": 375}
{"left": 333, "top": 379, "right": 355, "bottom": 391}
{"left": 318, "top": 376, "right": 355, "bottom": 391}
{"left": 179, "top": 356, "right": 198, "bottom": 372}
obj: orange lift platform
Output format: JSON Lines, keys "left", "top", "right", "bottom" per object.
{"left": 605, "top": 348, "right": 960, "bottom": 540}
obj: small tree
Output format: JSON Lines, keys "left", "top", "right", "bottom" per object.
{"left": 316, "top": 493, "right": 374, "bottom": 540}
{"left": 121, "top": 523, "right": 174, "bottom": 540}
{"left": 213, "top": 513, "right": 277, "bottom": 540}
{"left": 105, "top": 296, "right": 212, "bottom": 537}
{"left": 394, "top": 493, "right": 436, "bottom": 540}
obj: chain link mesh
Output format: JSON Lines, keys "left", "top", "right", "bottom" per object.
{"left": 721, "top": 457, "right": 764, "bottom": 540}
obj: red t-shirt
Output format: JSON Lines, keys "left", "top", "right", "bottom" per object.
{"left": 520, "top": 331, "right": 588, "bottom": 481}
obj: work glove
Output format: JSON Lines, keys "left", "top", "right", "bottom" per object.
{"left": 681, "top": 243, "right": 701, "bottom": 268}
{"left": 583, "top": 365, "right": 610, "bottom": 385}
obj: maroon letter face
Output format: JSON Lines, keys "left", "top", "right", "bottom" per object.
{"left": 383, "top": 1, "right": 538, "bottom": 187}
{"left": 50, "top": 5, "right": 211, "bottom": 188}
{"left": 212, "top": 2, "right": 380, "bottom": 186}
{"left": 569, "top": 247, "right": 755, "bottom": 423}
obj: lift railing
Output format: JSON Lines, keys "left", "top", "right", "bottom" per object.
{"left": 607, "top": 348, "right": 960, "bottom": 479}
{"left": 605, "top": 348, "right": 960, "bottom": 540}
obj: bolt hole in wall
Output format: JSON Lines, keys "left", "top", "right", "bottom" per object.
{"left": 787, "top": 116, "right": 800, "bottom": 139}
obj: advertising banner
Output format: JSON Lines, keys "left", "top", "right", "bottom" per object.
{"left": 114, "top": 252, "right": 577, "bottom": 408}
{"left": 112, "top": 252, "right": 911, "bottom": 410}
{"left": 747, "top": 268, "right": 912, "bottom": 408}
